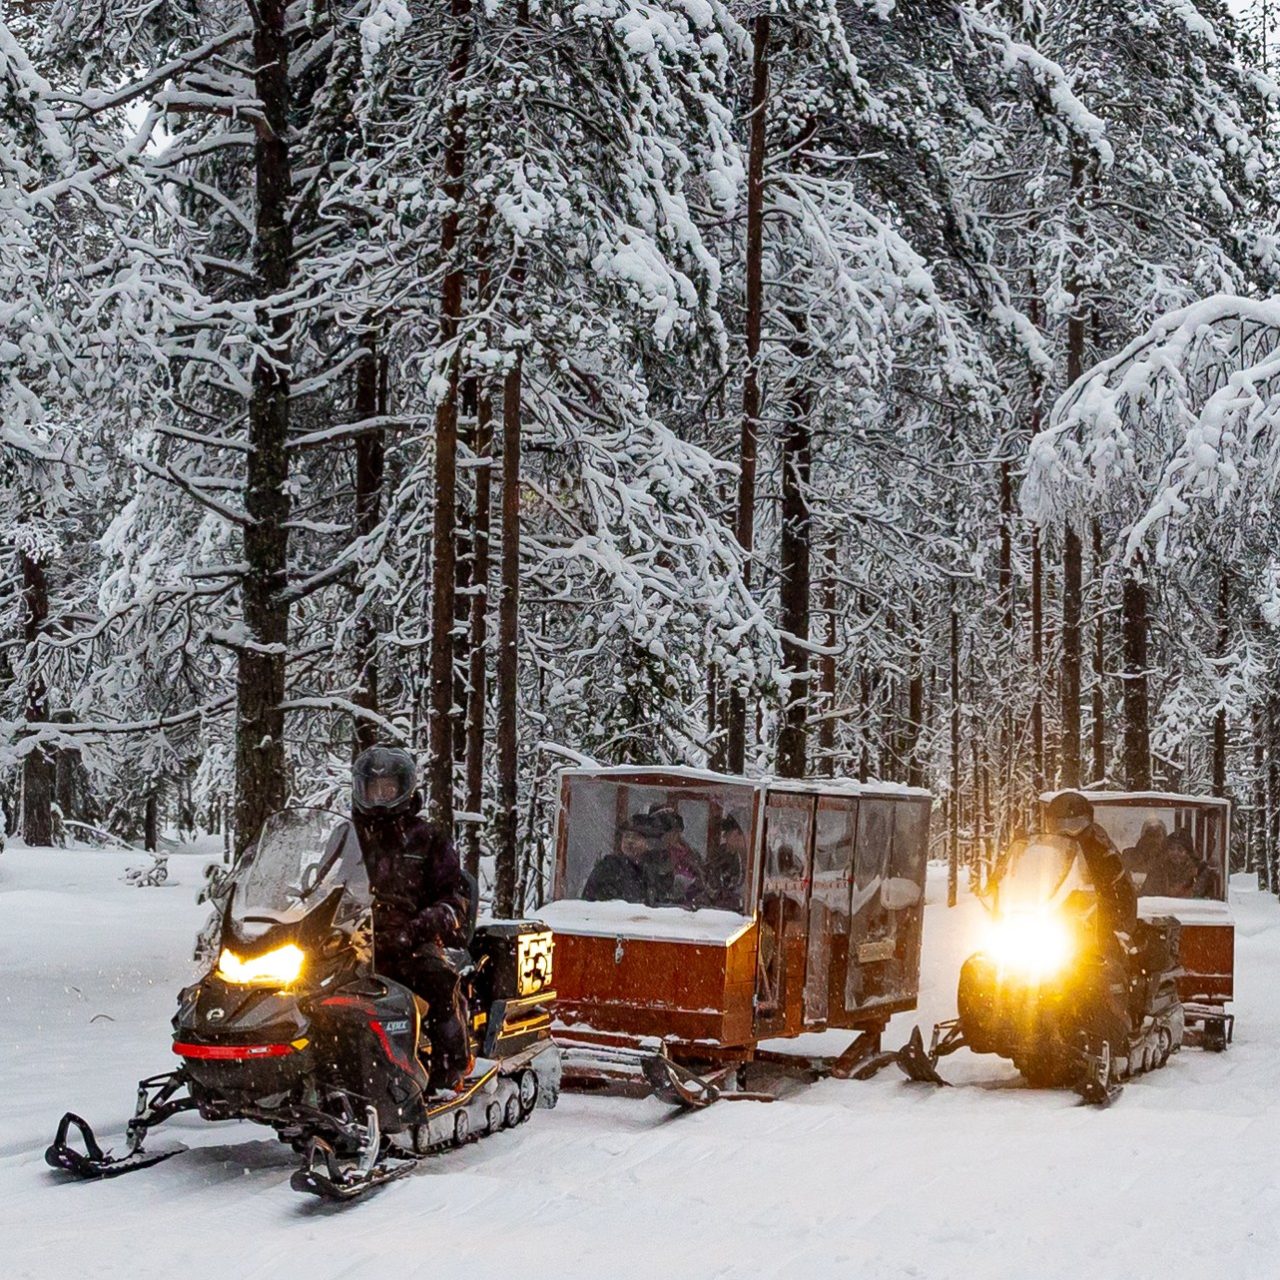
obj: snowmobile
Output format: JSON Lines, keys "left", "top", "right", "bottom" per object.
{"left": 894, "top": 831, "right": 1184, "bottom": 1106}
{"left": 47, "top": 808, "right": 560, "bottom": 1200}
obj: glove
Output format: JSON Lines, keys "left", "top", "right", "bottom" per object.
{"left": 414, "top": 903, "right": 458, "bottom": 942}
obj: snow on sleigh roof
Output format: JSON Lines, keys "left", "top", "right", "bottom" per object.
{"left": 557, "top": 763, "right": 931, "bottom": 801}
{"left": 536, "top": 898, "right": 754, "bottom": 946}
{"left": 1040, "top": 789, "right": 1231, "bottom": 809}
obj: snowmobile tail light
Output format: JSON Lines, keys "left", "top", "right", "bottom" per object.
{"left": 985, "top": 913, "right": 1074, "bottom": 981}
{"left": 216, "top": 943, "right": 305, "bottom": 988}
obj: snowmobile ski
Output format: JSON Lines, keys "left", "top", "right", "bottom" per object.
{"left": 894, "top": 1026, "right": 951, "bottom": 1086}
{"left": 45, "top": 1111, "right": 187, "bottom": 1180}
{"left": 47, "top": 1072, "right": 196, "bottom": 1181}
{"left": 290, "top": 1104, "right": 417, "bottom": 1202}
{"left": 639, "top": 1052, "right": 775, "bottom": 1107}
{"left": 1075, "top": 1041, "right": 1122, "bottom": 1107}
{"left": 291, "top": 1146, "right": 419, "bottom": 1201}
{"left": 893, "top": 1022, "right": 965, "bottom": 1087}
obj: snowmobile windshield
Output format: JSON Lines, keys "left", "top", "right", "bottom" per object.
{"left": 995, "top": 836, "right": 1084, "bottom": 914}
{"left": 230, "top": 808, "right": 371, "bottom": 930}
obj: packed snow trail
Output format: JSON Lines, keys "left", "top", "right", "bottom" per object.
{"left": 2, "top": 846, "right": 1278, "bottom": 1280}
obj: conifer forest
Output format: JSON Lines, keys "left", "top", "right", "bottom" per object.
{"left": 4, "top": 0, "right": 1280, "bottom": 906}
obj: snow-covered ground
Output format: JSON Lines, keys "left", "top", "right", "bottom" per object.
{"left": 3, "top": 845, "right": 1278, "bottom": 1279}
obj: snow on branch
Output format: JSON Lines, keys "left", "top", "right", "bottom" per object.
{"left": 1024, "top": 295, "right": 1280, "bottom": 563}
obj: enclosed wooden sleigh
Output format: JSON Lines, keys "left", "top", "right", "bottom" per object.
{"left": 535, "top": 766, "right": 932, "bottom": 1100}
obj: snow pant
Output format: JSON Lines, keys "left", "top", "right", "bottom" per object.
{"left": 383, "top": 945, "right": 470, "bottom": 1087}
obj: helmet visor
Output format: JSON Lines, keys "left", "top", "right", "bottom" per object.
{"left": 353, "top": 747, "right": 416, "bottom": 813}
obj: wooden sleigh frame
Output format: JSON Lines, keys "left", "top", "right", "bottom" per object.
{"left": 537, "top": 766, "right": 933, "bottom": 1098}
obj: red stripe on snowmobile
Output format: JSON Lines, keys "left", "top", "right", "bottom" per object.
{"left": 315, "top": 999, "right": 413, "bottom": 1070}
{"left": 320, "top": 996, "right": 377, "bottom": 1013}
{"left": 173, "top": 1041, "right": 296, "bottom": 1060}
{"left": 366, "top": 1018, "right": 416, "bottom": 1072}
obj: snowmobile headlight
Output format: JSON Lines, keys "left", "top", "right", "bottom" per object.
{"left": 216, "top": 943, "right": 305, "bottom": 988}
{"left": 985, "top": 913, "right": 1074, "bottom": 981}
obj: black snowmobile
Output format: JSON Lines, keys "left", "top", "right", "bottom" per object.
{"left": 894, "top": 832, "right": 1183, "bottom": 1105}
{"left": 47, "top": 808, "right": 560, "bottom": 1200}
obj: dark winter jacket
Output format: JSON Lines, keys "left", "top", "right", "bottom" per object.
{"left": 1074, "top": 823, "right": 1138, "bottom": 936}
{"left": 584, "top": 848, "right": 677, "bottom": 908}
{"left": 354, "top": 811, "right": 470, "bottom": 959}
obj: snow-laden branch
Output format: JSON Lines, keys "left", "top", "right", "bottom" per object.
{"left": 1025, "top": 295, "right": 1280, "bottom": 563}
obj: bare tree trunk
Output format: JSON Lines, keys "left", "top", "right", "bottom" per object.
{"left": 1031, "top": 529, "right": 1044, "bottom": 791}
{"left": 460, "top": 211, "right": 494, "bottom": 867}
{"left": 454, "top": 391, "right": 474, "bottom": 772}
{"left": 1251, "top": 705, "right": 1265, "bottom": 881}
{"left": 1212, "top": 569, "right": 1230, "bottom": 797}
{"left": 426, "top": 0, "right": 473, "bottom": 829}
{"left": 234, "top": 0, "right": 293, "bottom": 854}
{"left": 352, "top": 332, "right": 384, "bottom": 756}
{"left": 776, "top": 320, "right": 811, "bottom": 778}
{"left": 725, "top": 13, "right": 769, "bottom": 775}
{"left": 817, "top": 543, "right": 837, "bottom": 779}
{"left": 906, "top": 605, "right": 925, "bottom": 789}
{"left": 1090, "top": 523, "right": 1106, "bottom": 785}
{"left": 948, "top": 594, "right": 960, "bottom": 908}
{"left": 463, "top": 373, "right": 493, "bottom": 881}
{"left": 1061, "top": 524, "right": 1083, "bottom": 790}
{"left": 20, "top": 548, "right": 53, "bottom": 846}
{"left": 494, "top": 335, "right": 523, "bottom": 917}
{"left": 706, "top": 665, "right": 718, "bottom": 765}
{"left": 1059, "top": 147, "right": 1088, "bottom": 791}
{"left": 1264, "top": 701, "right": 1274, "bottom": 890}
{"left": 998, "top": 459, "right": 1014, "bottom": 835}
{"left": 1120, "top": 557, "right": 1151, "bottom": 790}
{"left": 145, "top": 790, "right": 159, "bottom": 853}
{"left": 859, "top": 668, "right": 872, "bottom": 783}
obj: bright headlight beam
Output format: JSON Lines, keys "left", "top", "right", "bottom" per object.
{"left": 216, "top": 943, "right": 305, "bottom": 988}
{"left": 985, "top": 913, "right": 1074, "bottom": 980}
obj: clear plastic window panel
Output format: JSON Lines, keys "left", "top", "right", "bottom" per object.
{"left": 804, "top": 798, "right": 857, "bottom": 1023}
{"left": 758, "top": 794, "right": 814, "bottom": 1013}
{"left": 560, "top": 776, "right": 754, "bottom": 913}
{"left": 1092, "top": 804, "right": 1225, "bottom": 900}
{"left": 844, "top": 799, "right": 928, "bottom": 1013}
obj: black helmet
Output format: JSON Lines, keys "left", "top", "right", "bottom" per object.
{"left": 1045, "top": 790, "right": 1093, "bottom": 836}
{"left": 352, "top": 746, "right": 418, "bottom": 817}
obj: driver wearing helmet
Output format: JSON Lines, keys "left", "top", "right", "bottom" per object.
{"left": 1044, "top": 790, "right": 1137, "bottom": 936}
{"left": 352, "top": 745, "right": 472, "bottom": 1093}
{"left": 1044, "top": 790, "right": 1141, "bottom": 1052}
